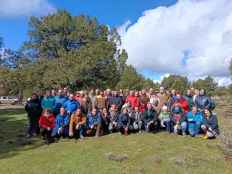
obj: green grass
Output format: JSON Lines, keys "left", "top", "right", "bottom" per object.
{"left": 0, "top": 107, "right": 231, "bottom": 174}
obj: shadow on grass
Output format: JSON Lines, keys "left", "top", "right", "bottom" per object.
{"left": 0, "top": 108, "right": 44, "bottom": 160}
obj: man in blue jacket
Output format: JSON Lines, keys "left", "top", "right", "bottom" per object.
{"left": 52, "top": 107, "right": 69, "bottom": 139}
{"left": 195, "top": 89, "right": 211, "bottom": 111}
{"left": 118, "top": 108, "right": 130, "bottom": 135}
{"left": 63, "top": 93, "right": 80, "bottom": 116}
{"left": 86, "top": 108, "right": 102, "bottom": 137}
{"left": 186, "top": 105, "right": 203, "bottom": 137}
{"left": 53, "top": 90, "right": 68, "bottom": 115}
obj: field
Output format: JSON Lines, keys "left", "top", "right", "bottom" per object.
{"left": 0, "top": 99, "right": 231, "bottom": 174}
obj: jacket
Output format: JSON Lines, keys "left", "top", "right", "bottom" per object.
{"left": 203, "top": 113, "right": 219, "bottom": 134}
{"left": 64, "top": 99, "right": 80, "bottom": 114}
{"left": 25, "top": 98, "right": 42, "bottom": 118}
{"left": 41, "top": 96, "right": 55, "bottom": 110}
{"left": 86, "top": 112, "right": 101, "bottom": 128}
{"left": 143, "top": 109, "right": 158, "bottom": 123}
{"left": 195, "top": 95, "right": 211, "bottom": 110}
{"left": 126, "top": 95, "right": 140, "bottom": 109}
{"left": 39, "top": 114, "right": 55, "bottom": 129}
{"left": 118, "top": 113, "right": 130, "bottom": 128}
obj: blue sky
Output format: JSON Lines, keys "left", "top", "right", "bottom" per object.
{"left": 0, "top": 0, "right": 176, "bottom": 81}
{"left": 0, "top": 0, "right": 176, "bottom": 50}
{"left": 1, "top": 0, "right": 230, "bottom": 86}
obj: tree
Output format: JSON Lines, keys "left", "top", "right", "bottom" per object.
{"left": 161, "top": 75, "right": 189, "bottom": 93}
{"left": 192, "top": 76, "right": 218, "bottom": 96}
{"left": 19, "top": 11, "right": 121, "bottom": 90}
{"left": 24, "top": 10, "right": 109, "bottom": 59}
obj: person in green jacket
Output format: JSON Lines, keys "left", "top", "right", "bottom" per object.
{"left": 143, "top": 103, "right": 159, "bottom": 132}
{"left": 184, "top": 89, "right": 194, "bottom": 111}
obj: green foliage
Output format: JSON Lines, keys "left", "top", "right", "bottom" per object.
{"left": 25, "top": 10, "right": 109, "bottom": 59}
{"left": 192, "top": 76, "right": 218, "bottom": 96}
{"left": 0, "top": 11, "right": 157, "bottom": 95}
{"left": 116, "top": 65, "right": 158, "bottom": 90}
{"left": 161, "top": 75, "right": 189, "bottom": 93}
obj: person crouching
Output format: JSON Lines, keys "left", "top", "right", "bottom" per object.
{"left": 86, "top": 108, "right": 102, "bottom": 137}
{"left": 118, "top": 108, "right": 130, "bottom": 135}
{"left": 52, "top": 107, "right": 69, "bottom": 140}
{"left": 69, "top": 108, "right": 86, "bottom": 140}
{"left": 201, "top": 108, "right": 219, "bottom": 139}
{"left": 39, "top": 109, "right": 55, "bottom": 144}
{"left": 159, "top": 105, "right": 171, "bottom": 132}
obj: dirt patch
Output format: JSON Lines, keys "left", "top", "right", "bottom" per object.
{"left": 105, "top": 152, "right": 128, "bottom": 162}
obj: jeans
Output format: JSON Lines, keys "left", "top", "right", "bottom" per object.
{"left": 174, "top": 121, "right": 187, "bottom": 134}
{"left": 188, "top": 122, "right": 201, "bottom": 136}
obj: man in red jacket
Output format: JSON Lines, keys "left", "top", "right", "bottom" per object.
{"left": 175, "top": 93, "right": 189, "bottom": 113}
{"left": 125, "top": 91, "right": 140, "bottom": 109}
{"left": 39, "top": 109, "right": 55, "bottom": 144}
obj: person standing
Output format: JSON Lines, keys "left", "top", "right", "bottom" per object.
{"left": 25, "top": 93, "right": 42, "bottom": 138}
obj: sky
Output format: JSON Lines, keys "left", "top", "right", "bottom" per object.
{"left": 0, "top": 0, "right": 231, "bottom": 86}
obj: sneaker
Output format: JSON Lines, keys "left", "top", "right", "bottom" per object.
{"left": 26, "top": 134, "right": 32, "bottom": 138}
{"left": 203, "top": 135, "right": 208, "bottom": 139}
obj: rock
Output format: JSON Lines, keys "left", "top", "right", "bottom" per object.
{"left": 105, "top": 152, "right": 128, "bottom": 162}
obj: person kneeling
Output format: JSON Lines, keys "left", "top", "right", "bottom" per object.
{"left": 52, "top": 107, "right": 69, "bottom": 140}
{"left": 201, "top": 109, "right": 219, "bottom": 139}
{"left": 170, "top": 103, "right": 187, "bottom": 135}
{"left": 159, "top": 105, "right": 171, "bottom": 132}
{"left": 69, "top": 108, "right": 86, "bottom": 140}
{"left": 118, "top": 108, "right": 130, "bottom": 135}
{"left": 86, "top": 108, "right": 101, "bottom": 137}
{"left": 39, "top": 109, "right": 55, "bottom": 144}
{"left": 130, "top": 106, "right": 143, "bottom": 133}
{"left": 186, "top": 105, "right": 203, "bottom": 137}
{"left": 143, "top": 103, "right": 159, "bottom": 133}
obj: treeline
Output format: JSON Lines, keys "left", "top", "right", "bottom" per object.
{"left": 0, "top": 10, "right": 232, "bottom": 98}
{"left": 0, "top": 11, "right": 157, "bottom": 97}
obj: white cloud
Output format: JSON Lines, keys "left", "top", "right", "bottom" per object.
{"left": 0, "top": 0, "right": 56, "bottom": 17}
{"left": 120, "top": 0, "right": 232, "bottom": 86}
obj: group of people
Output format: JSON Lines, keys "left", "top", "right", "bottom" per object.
{"left": 25, "top": 87, "right": 219, "bottom": 144}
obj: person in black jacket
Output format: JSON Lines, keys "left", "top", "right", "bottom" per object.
{"left": 25, "top": 93, "right": 42, "bottom": 138}
{"left": 201, "top": 108, "right": 219, "bottom": 139}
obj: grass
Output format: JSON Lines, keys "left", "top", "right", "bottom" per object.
{"left": 0, "top": 105, "right": 231, "bottom": 174}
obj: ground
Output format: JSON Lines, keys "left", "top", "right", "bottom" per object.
{"left": 0, "top": 99, "right": 231, "bottom": 174}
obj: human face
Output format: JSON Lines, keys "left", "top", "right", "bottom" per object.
{"left": 187, "top": 90, "right": 191, "bottom": 96}
{"left": 31, "top": 94, "right": 37, "bottom": 100}
{"left": 60, "top": 107, "right": 65, "bottom": 115}
{"left": 192, "top": 106, "right": 197, "bottom": 114}
{"left": 204, "top": 109, "right": 210, "bottom": 117}
{"left": 200, "top": 89, "right": 205, "bottom": 95}
{"left": 147, "top": 103, "right": 152, "bottom": 110}
{"left": 123, "top": 108, "right": 127, "bottom": 114}
{"left": 92, "top": 109, "right": 97, "bottom": 116}
{"left": 135, "top": 107, "right": 139, "bottom": 112}
{"left": 103, "top": 108, "right": 107, "bottom": 114}
{"left": 69, "top": 94, "right": 74, "bottom": 100}
{"left": 76, "top": 109, "right": 81, "bottom": 116}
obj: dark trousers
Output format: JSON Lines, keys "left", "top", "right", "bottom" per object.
{"left": 86, "top": 124, "right": 101, "bottom": 137}
{"left": 27, "top": 116, "right": 40, "bottom": 136}
{"left": 40, "top": 128, "right": 53, "bottom": 144}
